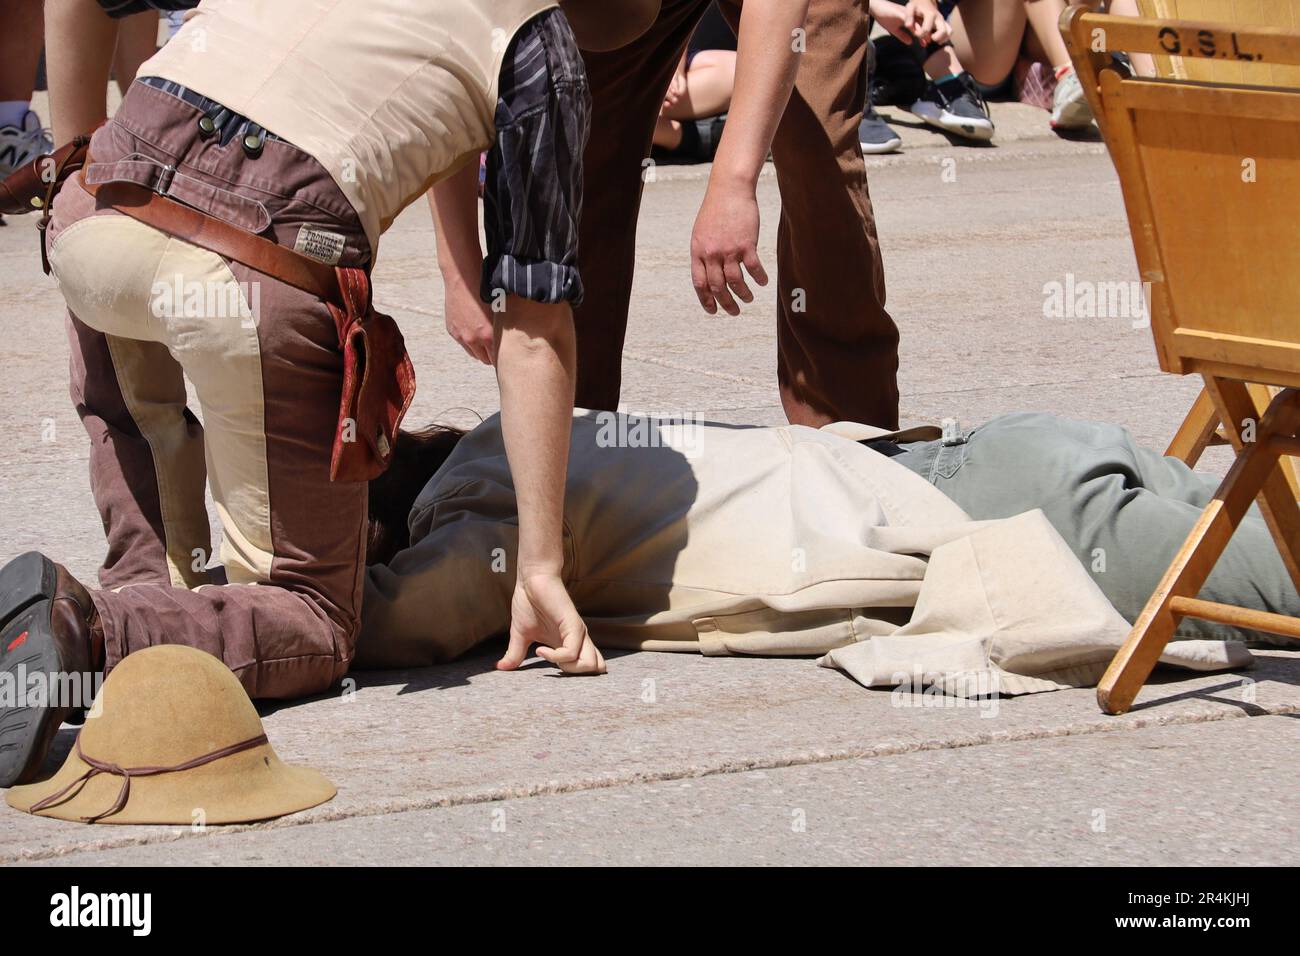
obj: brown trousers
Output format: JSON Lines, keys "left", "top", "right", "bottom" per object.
{"left": 47, "top": 83, "right": 370, "bottom": 699}
{"left": 575, "top": 0, "right": 900, "bottom": 428}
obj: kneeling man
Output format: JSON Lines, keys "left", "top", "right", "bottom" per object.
{"left": 0, "top": 0, "right": 653, "bottom": 787}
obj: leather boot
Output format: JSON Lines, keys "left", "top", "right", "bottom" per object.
{"left": 0, "top": 552, "right": 103, "bottom": 787}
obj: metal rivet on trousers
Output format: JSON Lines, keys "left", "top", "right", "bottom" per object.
{"left": 243, "top": 133, "right": 263, "bottom": 153}
{"left": 30, "top": 196, "right": 43, "bottom": 208}
{"left": 198, "top": 115, "right": 216, "bottom": 135}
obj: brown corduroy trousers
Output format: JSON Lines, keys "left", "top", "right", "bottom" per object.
{"left": 575, "top": 0, "right": 900, "bottom": 428}
{"left": 46, "top": 83, "right": 371, "bottom": 699}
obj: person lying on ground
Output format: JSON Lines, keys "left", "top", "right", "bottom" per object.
{"left": 354, "top": 410, "right": 1292, "bottom": 677}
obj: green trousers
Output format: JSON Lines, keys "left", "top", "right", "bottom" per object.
{"left": 890, "top": 412, "right": 1297, "bottom": 645}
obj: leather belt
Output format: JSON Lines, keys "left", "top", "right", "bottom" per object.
{"left": 78, "top": 154, "right": 344, "bottom": 308}
{"left": 62, "top": 152, "right": 413, "bottom": 482}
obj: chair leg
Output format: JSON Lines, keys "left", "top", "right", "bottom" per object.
{"left": 1097, "top": 380, "right": 1300, "bottom": 714}
{"left": 1212, "top": 381, "right": 1300, "bottom": 591}
{"left": 1166, "top": 386, "right": 1220, "bottom": 467}
{"left": 1249, "top": 384, "right": 1300, "bottom": 501}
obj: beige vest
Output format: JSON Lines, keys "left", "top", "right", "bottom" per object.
{"left": 143, "top": 0, "right": 557, "bottom": 254}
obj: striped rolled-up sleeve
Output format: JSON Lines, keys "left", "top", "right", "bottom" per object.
{"left": 480, "top": 9, "right": 591, "bottom": 307}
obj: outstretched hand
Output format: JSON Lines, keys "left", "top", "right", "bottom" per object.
{"left": 497, "top": 573, "right": 606, "bottom": 675}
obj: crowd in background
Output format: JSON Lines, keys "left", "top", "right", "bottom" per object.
{"left": 2, "top": 0, "right": 1151, "bottom": 194}
{"left": 646, "top": 0, "right": 1149, "bottom": 166}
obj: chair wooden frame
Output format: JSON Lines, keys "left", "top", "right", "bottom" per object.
{"left": 1168, "top": 384, "right": 1300, "bottom": 502}
{"left": 1136, "top": 2, "right": 1300, "bottom": 496}
{"left": 1061, "top": 8, "right": 1300, "bottom": 713}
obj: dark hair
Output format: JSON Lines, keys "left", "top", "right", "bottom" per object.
{"left": 366, "top": 425, "right": 466, "bottom": 565}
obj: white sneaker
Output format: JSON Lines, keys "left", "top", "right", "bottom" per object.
{"left": 0, "top": 110, "right": 53, "bottom": 178}
{"left": 1051, "top": 68, "right": 1094, "bottom": 131}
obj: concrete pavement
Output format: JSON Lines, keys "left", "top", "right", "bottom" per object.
{"left": 1, "top": 98, "right": 1294, "bottom": 864}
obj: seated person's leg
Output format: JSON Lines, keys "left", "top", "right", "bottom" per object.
{"left": 945, "top": 0, "right": 1026, "bottom": 89}
{"left": 875, "top": 0, "right": 996, "bottom": 141}
{"left": 1103, "top": 0, "right": 1156, "bottom": 76}
{"left": 672, "top": 49, "right": 736, "bottom": 118}
{"left": 892, "top": 412, "right": 1299, "bottom": 644}
{"left": 652, "top": 49, "right": 735, "bottom": 160}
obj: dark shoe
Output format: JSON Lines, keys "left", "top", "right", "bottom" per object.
{"left": 0, "top": 553, "right": 101, "bottom": 787}
{"left": 859, "top": 104, "right": 902, "bottom": 155}
{"left": 910, "top": 72, "right": 995, "bottom": 142}
{"left": 870, "top": 35, "right": 928, "bottom": 109}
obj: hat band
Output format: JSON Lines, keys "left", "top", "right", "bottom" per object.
{"left": 29, "top": 732, "right": 270, "bottom": 822}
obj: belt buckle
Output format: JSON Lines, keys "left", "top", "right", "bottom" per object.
{"left": 154, "top": 164, "right": 176, "bottom": 197}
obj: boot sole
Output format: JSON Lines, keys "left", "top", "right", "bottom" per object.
{"left": 0, "top": 600, "right": 69, "bottom": 788}
{"left": 0, "top": 551, "right": 57, "bottom": 630}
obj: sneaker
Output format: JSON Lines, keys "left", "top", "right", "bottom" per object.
{"left": 1050, "top": 66, "right": 1095, "bottom": 131}
{"left": 910, "top": 73, "right": 994, "bottom": 142}
{"left": 859, "top": 104, "right": 902, "bottom": 155}
{"left": 0, "top": 109, "right": 53, "bottom": 179}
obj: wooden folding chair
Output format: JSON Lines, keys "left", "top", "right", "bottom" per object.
{"left": 1138, "top": 1, "right": 1300, "bottom": 492}
{"left": 1136, "top": 0, "right": 1300, "bottom": 86}
{"left": 1061, "top": 8, "right": 1300, "bottom": 714}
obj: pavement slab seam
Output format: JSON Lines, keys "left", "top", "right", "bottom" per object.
{"left": 3, "top": 697, "right": 1291, "bottom": 864}
{"left": 620, "top": 349, "right": 771, "bottom": 390}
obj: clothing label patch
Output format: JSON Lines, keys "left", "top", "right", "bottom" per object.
{"left": 293, "top": 226, "right": 347, "bottom": 265}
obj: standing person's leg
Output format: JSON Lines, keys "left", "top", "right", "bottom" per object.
{"left": 722, "top": 0, "right": 900, "bottom": 428}
{"left": 0, "top": 0, "right": 43, "bottom": 111}
{"left": 891, "top": 412, "right": 1300, "bottom": 643}
{"left": 44, "top": 0, "right": 119, "bottom": 145}
{"left": 574, "top": 0, "right": 712, "bottom": 411}
{"left": 0, "top": 0, "right": 50, "bottom": 177}
{"left": 110, "top": 10, "right": 159, "bottom": 96}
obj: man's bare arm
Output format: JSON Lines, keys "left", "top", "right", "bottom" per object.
{"left": 430, "top": 161, "right": 600, "bottom": 673}
{"left": 494, "top": 297, "right": 603, "bottom": 673}
{"left": 691, "top": 0, "right": 810, "bottom": 316}
{"left": 428, "top": 163, "right": 497, "bottom": 364}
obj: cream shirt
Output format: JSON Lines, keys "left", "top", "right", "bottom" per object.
{"left": 143, "top": 0, "right": 556, "bottom": 254}
{"left": 360, "top": 412, "right": 1250, "bottom": 695}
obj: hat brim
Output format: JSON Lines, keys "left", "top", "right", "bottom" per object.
{"left": 6, "top": 742, "right": 335, "bottom": 825}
